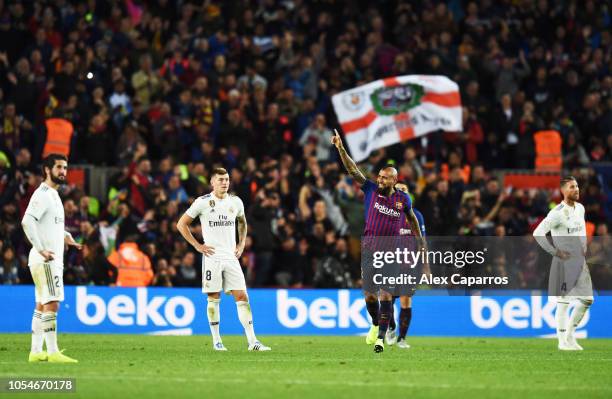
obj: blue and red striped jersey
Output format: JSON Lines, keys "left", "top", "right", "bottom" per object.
{"left": 400, "top": 208, "right": 426, "bottom": 236}
{"left": 361, "top": 180, "right": 412, "bottom": 236}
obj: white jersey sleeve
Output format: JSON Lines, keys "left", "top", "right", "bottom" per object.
{"left": 24, "top": 189, "right": 49, "bottom": 220}
{"left": 236, "top": 196, "right": 245, "bottom": 218}
{"left": 186, "top": 196, "right": 207, "bottom": 219}
{"left": 534, "top": 202, "right": 587, "bottom": 255}
{"left": 577, "top": 203, "right": 587, "bottom": 252}
{"left": 533, "top": 207, "right": 562, "bottom": 255}
{"left": 24, "top": 184, "right": 66, "bottom": 267}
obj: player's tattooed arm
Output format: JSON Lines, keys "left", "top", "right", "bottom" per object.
{"left": 235, "top": 213, "right": 247, "bottom": 258}
{"left": 331, "top": 129, "right": 366, "bottom": 185}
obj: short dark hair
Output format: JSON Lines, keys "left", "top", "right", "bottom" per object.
{"left": 560, "top": 175, "right": 577, "bottom": 187}
{"left": 41, "top": 153, "right": 67, "bottom": 178}
{"left": 211, "top": 167, "right": 228, "bottom": 178}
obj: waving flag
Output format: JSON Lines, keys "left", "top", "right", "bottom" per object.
{"left": 332, "top": 75, "right": 462, "bottom": 162}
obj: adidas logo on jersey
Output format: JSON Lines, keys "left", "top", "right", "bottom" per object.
{"left": 374, "top": 202, "right": 401, "bottom": 218}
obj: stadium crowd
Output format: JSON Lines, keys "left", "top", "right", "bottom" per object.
{"left": 0, "top": 0, "right": 610, "bottom": 289}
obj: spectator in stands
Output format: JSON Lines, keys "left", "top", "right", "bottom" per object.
{"left": 132, "top": 54, "right": 161, "bottom": 109}
{"left": 152, "top": 258, "right": 174, "bottom": 288}
{"left": 82, "top": 240, "right": 117, "bottom": 286}
{"left": 249, "top": 190, "right": 280, "bottom": 286}
{"left": 299, "top": 114, "right": 334, "bottom": 163}
{"left": 129, "top": 155, "right": 153, "bottom": 215}
{"left": 167, "top": 174, "right": 188, "bottom": 204}
{"left": 173, "top": 252, "right": 199, "bottom": 287}
{"left": 0, "top": 246, "right": 19, "bottom": 284}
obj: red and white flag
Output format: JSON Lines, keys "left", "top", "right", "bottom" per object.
{"left": 332, "top": 75, "right": 462, "bottom": 162}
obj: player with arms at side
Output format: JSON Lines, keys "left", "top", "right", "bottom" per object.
{"left": 394, "top": 182, "right": 426, "bottom": 349}
{"left": 177, "top": 168, "right": 270, "bottom": 351}
{"left": 331, "top": 130, "right": 422, "bottom": 353}
{"left": 21, "top": 154, "right": 82, "bottom": 363}
{"left": 533, "top": 176, "right": 593, "bottom": 351}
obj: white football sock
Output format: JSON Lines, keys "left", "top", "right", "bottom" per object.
{"left": 236, "top": 301, "right": 257, "bottom": 345}
{"left": 568, "top": 298, "right": 592, "bottom": 337}
{"left": 41, "top": 311, "right": 58, "bottom": 354}
{"left": 207, "top": 298, "right": 222, "bottom": 344}
{"left": 31, "top": 310, "right": 44, "bottom": 353}
{"left": 555, "top": 300, "right": 569, "bottom": 344}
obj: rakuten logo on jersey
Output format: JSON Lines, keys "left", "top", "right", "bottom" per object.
{"left": 76, "top": 287, "right": 195, "bottom": 328}
{"left": 277, "top": 290, "right": 369, "bottom": 329}
{"left": 374, "top": 202, "right": 401, "bottom": 217}
{"left": 471, "top": 296, "right": 589, "bottom": 331}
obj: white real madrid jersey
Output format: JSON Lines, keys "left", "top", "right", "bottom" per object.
{"left": 533, "top": 201, "right": 587, "bottom": 254}
{"left": 186, "top": 193, "right": 245, "bottom": 260}
{"left": 24, "top": 182, "right": 66, "bottom": 267}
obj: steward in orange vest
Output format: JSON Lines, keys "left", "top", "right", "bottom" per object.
{"left": 107, "top": 241, "right": 154, "bottom": 287}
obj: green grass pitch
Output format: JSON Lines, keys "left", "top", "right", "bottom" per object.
{"left": 1, "top": 334, "right": 611, "bottom": 399}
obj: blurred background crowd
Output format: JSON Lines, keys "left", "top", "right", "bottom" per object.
{"left": 0, "top": 0, "right": 610, "bottom": 289}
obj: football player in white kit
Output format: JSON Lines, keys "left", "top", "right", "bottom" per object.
{"left": 177, "top": 167, "right": 270, "bottom": 351}
{"left": 21, "top": 154, "right": 82, "bottom": 363}
{"left": 533, "top": 176, "right": 593, "bottom": 351}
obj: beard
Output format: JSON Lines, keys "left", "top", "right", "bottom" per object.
{"left": 377, "top": 185, "right": 393, "bottom": 196}
{"left": 50, "top": 174, "right": 66, "bottom": 185}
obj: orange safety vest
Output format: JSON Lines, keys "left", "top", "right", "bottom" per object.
{"left": 534, "top": 130, "right": 562, "bottom": 171}
{"left": 107, "top": 243, "right": 154, "bottom": 287}
{"left": 586, "top": 221, "right": 595, "bottom": 243}
{"left": 440, "top": 163, "right": 471, "bottom": 183}
{"left": 43, "top": 118, "right": 74, "bottom": 158}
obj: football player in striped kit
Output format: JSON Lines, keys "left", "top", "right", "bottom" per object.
{"left": 393, "top": 182, "right": 427, "bottom": 349}
{"left": 332, "top": 130, "right": 422, "bottom": 353}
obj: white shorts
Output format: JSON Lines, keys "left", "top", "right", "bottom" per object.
{"left": 30, "top": 263, "right": 64, "bottom": 304}
{"left": 202, "top": 257, "right": 247, "bottom": 294}
{"left": 549, "top": 258, "right": 593, "bottom": 300}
